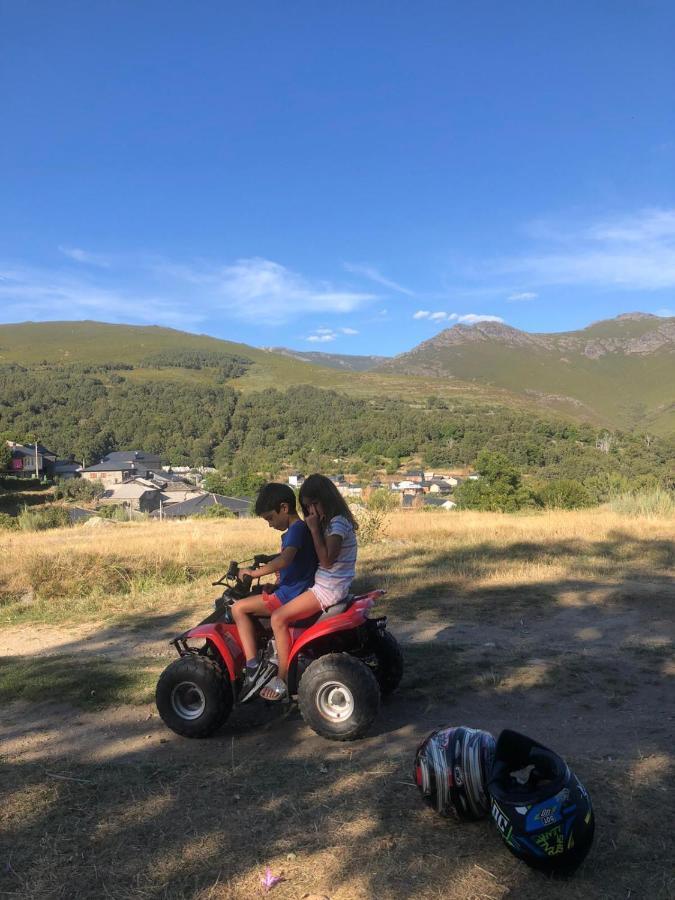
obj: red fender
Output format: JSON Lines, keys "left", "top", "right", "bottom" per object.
{"left": 182, "top": 623, "right": 245, "bottom": 680}
{"left": 288, "top": 590, "right": 385, "bottom": 665}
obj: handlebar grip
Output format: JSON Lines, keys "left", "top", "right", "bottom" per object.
{"left": 253, "top": 553, "right": 275, "bottom": 566}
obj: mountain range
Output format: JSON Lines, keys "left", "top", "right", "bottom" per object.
{"left": 0, "top": 313, "right": 673, "bottom": 434}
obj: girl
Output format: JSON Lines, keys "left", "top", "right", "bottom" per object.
{"left": 260, "top": 473, "right": 358, "bottom": 701}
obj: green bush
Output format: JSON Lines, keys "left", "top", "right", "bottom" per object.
{"left": 95, "top": 504, "right": 130, "bottom": 521}
{"left": 202, "top": 470, "right": 267, "bottom": 499}
{"left": 196, "top": 504, "right": 236, "bottom": 519}
{"left": 17, "top": 505, "right": 72, "bottom": 531}
{"left": 0, "top": 442, "right": 11, "bottom": 472}
{"left": 537, "top": 478, "right": 593, "bottom": 509}
{"left": 454, "top": 451, "right": 534, "bottom": 512}
{"left": 0, "top": 511, "right": 18, "bottom": 530}
{"left": 366, "top": 488, "right": 399, "bottom": 512}
{"left": 53, "top": 477, "right": 105, "bottom": 502}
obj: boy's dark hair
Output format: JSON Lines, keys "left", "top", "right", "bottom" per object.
{"left": 299, "top": 474, "right": 358, "bottom": 531}
{"left": 254, "top": 482, "right": 297, "bottom": 516}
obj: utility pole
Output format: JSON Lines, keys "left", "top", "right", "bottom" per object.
{"left": 34, "top": 441, "right": 39, "bottom": 479}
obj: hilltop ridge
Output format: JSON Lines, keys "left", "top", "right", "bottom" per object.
{"left": 0, "top": 314, "right": 673, "bottom": 433}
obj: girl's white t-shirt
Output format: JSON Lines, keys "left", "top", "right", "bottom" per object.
{"left": 313, "top": 515, "right": 357, "bottom": 596}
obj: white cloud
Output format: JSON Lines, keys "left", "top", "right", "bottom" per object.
{"left": 343, "top": 263, "right": 415, "bottom": 296}
{"left": 507, "top": 291, "right": 538, "bottom": 302}
{"left": 200, "top": 258, "right": 376, "bottom": 324}
{"left": 586, "top": 209, "right": 675, "bottom": 243}
{"left": 496, "top": 208, "right": 675, "bottom": 292}
{"left": 456, "top": 314, "right": 504, "bottom": 324}
{"left": 0, "top": 265, "right": 202, "bottom": 330}
{"left": 655, "top": 307, "right": 674, "bottom": 317}
{"left": 58, "top": 246, "right": 111, "bottom": 267}
{"left": 0, "top": 254, "right": 377, "bottom": 332}
{"left": 306, "top": 325, "right": 359, "bottom": 342}
{"left": 412, "top": 309, "right": 502, "bottom": 325}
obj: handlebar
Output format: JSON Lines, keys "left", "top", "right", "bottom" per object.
{"left": 211, "top": 554, "right": 277, "bottom": 587}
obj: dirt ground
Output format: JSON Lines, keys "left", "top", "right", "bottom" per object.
{"left": 1, "top": 578, "right": 673, "bottom": 900}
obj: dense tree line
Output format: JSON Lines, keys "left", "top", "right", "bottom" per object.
{"left": 0, "top": 367, "right": 237, "bottom": 465}
{"left": 140, "top": 349, "right": 251, "bottom": 378}
{"left": 0, "top": 368, "right": 672, "bottom": 494}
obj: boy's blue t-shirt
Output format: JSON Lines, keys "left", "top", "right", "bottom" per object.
{"left": 274, "top": 519, "right": 318, "bottom": 603}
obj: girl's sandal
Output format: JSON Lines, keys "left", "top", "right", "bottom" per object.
{"left": 260, "top": 676, "right": 287, "bottom": 702}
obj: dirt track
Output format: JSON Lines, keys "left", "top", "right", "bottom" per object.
{"left": 1, "top": 589, "right": 673, "bottom": 899}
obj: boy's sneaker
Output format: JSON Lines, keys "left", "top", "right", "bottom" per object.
{"left": 238, "top": 659, "right": 278, "bottom": 704}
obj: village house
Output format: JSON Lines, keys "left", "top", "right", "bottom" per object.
{"left": 404, "top": 469, "right": 425, "bottom": 483}
{"left": 53, "top": 460, "right": 81, "bottom": 479}
{"left": 288, "top": 473, "right": 305, "bottom": 487}
{"left": 423, "top": 496, "right": 457, "bottom": 510}
{"left": 391, "top": 479, "right": 424, "bottom": 494}
{"left": 5, "top": 441, "right": 58, "bottom": 478}
{"left": 80, "top": 450, "right": 162, "bottom": 488}
{"left": 425, "top": 478, "right": 453, "bottom": 495}
{"left": 136, "top": 472, "right": 203, "bottom": 503}
{"left": 99, "top": 481, "right": 163, "bottom": 514}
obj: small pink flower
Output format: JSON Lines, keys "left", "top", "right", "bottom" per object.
{"left": 260, "top": 866, "right": 283, "bottom": 893}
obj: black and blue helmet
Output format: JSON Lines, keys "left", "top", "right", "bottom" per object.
{"left": 488, "top": 729, "right": 595, "bottom": 874}
{"left": 414, "top": 725, "right": 496, "bottom": 820}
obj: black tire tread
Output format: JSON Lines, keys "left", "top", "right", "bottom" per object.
{"left": 298, "top": 652, "right": 380, "bottom": 742}
{"left": 155, "top": 654, "right": 232, "bottom": 738}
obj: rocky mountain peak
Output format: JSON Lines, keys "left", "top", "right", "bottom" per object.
{"left": 615, "top": 312, "right": 659, "bottom": 322}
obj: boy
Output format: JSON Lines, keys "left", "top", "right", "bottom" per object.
{"left": 232, "top": 482, "right": 317, "bottom": 702}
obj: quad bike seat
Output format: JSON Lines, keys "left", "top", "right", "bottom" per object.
{"left": 317, "top": 593, "right": 355, "bottom": 621}
{"left": 292, "top": 594, "right": 356, "bottom": 628}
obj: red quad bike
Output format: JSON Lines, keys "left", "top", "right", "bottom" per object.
{"left": 156, "top": 555, "right": 404, "bottom": 741}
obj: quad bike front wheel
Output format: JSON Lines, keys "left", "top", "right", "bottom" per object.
{"left": 298, "top": 653, "right": 380, "bottom": 741}
{"left": 156, "top": 655, "right": 233, "bottom": 738}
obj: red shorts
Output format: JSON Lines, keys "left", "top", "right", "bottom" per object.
{"left": 262, "top": 592, "right": 283, "bottom": 613}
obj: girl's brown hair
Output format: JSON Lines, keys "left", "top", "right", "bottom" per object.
{"left": 299, "top": 474, "right": 358, "bottom": 531}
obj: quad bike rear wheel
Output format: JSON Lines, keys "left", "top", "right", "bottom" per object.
{"left": 156, "top": 655, "right": 233, "bottom": 738}
{"left": 298, "top": 653, "right": 380, "bottom": 741}
{"left": 368, "top": 630, "right": 404, "bottom": 695}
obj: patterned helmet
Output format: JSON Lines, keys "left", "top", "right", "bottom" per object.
{"left": 488, "top": 729, "right": 595, "bottom": 874}
{"left": 414, "top": 725, "right": 496, "bottom": 820}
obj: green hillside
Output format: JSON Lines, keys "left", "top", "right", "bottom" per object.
{"left": 378, "top": 314, "right": 675, "bottom": 434}
{"left": 0, "top": 317, "right": 673, "bottom": 434}
{"left": 1, "top": 320, "right": 672, "bottom": 494}
{"left": 0, "top": 320, "right": 553, "bottom": 415}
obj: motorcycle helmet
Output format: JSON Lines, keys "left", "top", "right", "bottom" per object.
{"left": 414, "top": 726, "right": 496, "bottom": 820}
{"left": 488, "top": 729, "right": 595, "bottom": 874}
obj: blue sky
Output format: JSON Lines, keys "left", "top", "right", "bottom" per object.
{"left": 1, "top": 0, "right": 674, "bottom": 355}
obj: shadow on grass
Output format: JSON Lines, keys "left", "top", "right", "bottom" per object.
{"left": 0, "top": 529, "right": 673, "bottom": 897}
{"left": 0, "top": 679, "right": 672, "bottom": 899}
{"left": 0, "top": 654, "right": 162, "bottom": 709}
{"left": 353, "top": 529, "right": 675, "bottom": 622}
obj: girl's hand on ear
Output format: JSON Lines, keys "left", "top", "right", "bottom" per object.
{"left": 305, "top": 503, "right": 320, "bottom": 532}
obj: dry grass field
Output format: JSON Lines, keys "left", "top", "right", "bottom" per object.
{"left": 1, "top": 509, "right": 673, "bottom": 899}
